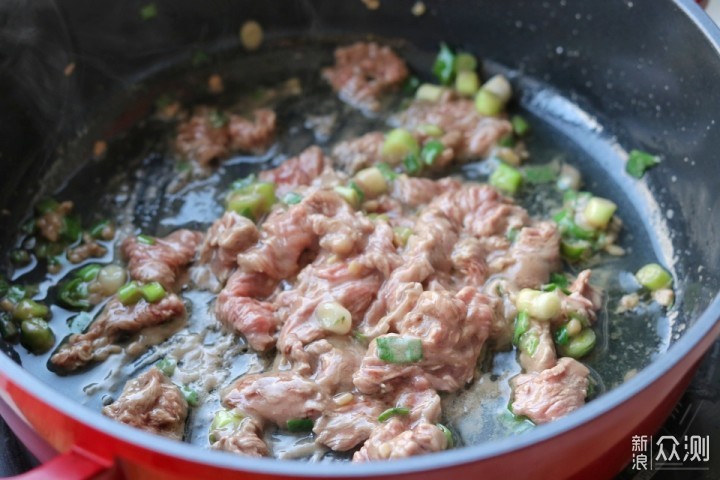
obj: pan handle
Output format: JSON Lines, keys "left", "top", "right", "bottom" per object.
{"left": 2, "top": 449, "right": 111, "bottom": 480}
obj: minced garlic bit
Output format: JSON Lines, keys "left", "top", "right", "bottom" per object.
{"left": 93, "top": 140, "right": 107, "bottom": 159}
{"left": 240, "top": 20, "right": 263, "bottom": 51}
{"left": 652, "top": 288, "right": 674, "bottom": 308}
{"left": 411, "top": 1, "right": 426, "bottom": 16}
{"left": 64, "top": 62, "right": 76, "bottom": 76}
{"left": 362, "top": 0, "right": 380, "bottom": 10}
{"left": 208, "top": 74, "right": 224, "bottom": 94}
{"left": 615, "top": 292, "right": 639, "bottom": 314}
{"left": 333, "top": 392, "right": 354, "bottom": 406}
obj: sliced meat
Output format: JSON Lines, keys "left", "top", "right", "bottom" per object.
{"left": 211, "top": 416, "right": 269, "bottom": 457}
{"left": 228, "top": 108, "right": 276, "bottom": 152}
{"left": 354, "top": 289, "right": 492, "bottom": 394}
{"left": 331, "top": 131, "right": 384, "bottom": 173}
{"left": 450, "top": 236, "right": 489, "bottom": 287}
{"left": 323, "top": 42, "right": 409, "bottom": 111}
{"left": 303, "top": 339, "right": 365, "bottom": 394}
{"left": 102, "top": 368, "right": 188, "bottom": 440}
{"left": 395, "top": 98, "right": 512, "bottom": 160}
{"left": 505, "top": 222, "right": 561, "bottom": 289}
{"left": 353, "top": 419, "right": 447, "bottom": 462}
{"left": 561, "top": 269, "right": 603, "bottom": 324}
{"left": 314, "top": 395, "right": 385, "bottom": 451}
{"left": 511, "top": 357, "right": 590, "bottom": 424}
{"left": 518, "top": 320, "right": 557, "bottom": 373}
{"left": 390, "top": 176, "right": 462, "bottom": 209}
{"left": 259, "top": 146, "right": 328, "bottom": 196}
{"left": 215, "top": 271, "right": 279, "bottom": 352}
{"left": 50, "top": 295, "right": 186, "bottom": 371}
{"left": 175, "top": 107, "right": 231, "bottom": 165}
{"left": 223, "top": 372, "right": 328, "bottom": 427}
{"left": 122, "top": 229, "right": 203, "bottom": 290}
{"left": 193, "top": 211, "right": 259, "bottom": 291}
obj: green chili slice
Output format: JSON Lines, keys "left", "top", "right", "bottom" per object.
{"left": 378, "top": 407, "right": 410, "bottom": 423}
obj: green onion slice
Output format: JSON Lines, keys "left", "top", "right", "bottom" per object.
{"left": 286, "top": 418, "right": 314, "bottom": 432}
{"left": 626, "top": 149, "right": 659, "bottom": 179}
{"left": 376, "top": 336, "right": 423, "bottom": 364}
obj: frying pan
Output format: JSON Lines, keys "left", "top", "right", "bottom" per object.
{"left": 1, "top": 0, "right": 720, "bottom": 478}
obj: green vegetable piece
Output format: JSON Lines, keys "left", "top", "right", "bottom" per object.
{"left": 61, "top": 216, "right": 82, "bottom": 243}
{"left": 20, "top": 318, "right": 55, "bottom": 354}
{"left": 490, "top": 162, "right": 522, "bottom": 194}
{"left": 353, "top": 330, "right": 370, "bottom": 345}
{"left": 511, "top": 115, "right": 530, "bottom": 136}
{"left": 76, "top": 264, "right": 102, "bottom": 282}
{"left": 244, "top": 182, "right": 276, "bottom": 211}
{"left": 549, "top": 273, "right": 569, "bottom": 289}
{"left": 6, "top": 285, "right": 27, "bottom": 304}
{"left": 382, "top": 128, "right": 420, "bottom": 162}
{"left": 180, "top": 385, "right": 199, "bottom": 407}
{"left": 282, "top": 192, "right": 303, "bottom": 205}
{"left": 403, "top": 153, "right": 423, "bottom": 176}
{"left": 0, "top": 277, "right": 8, "bottom": 299}
{"left": 68, "top": 312, "right": 92, "bottom": 334}
{"left": 402, "top": 76, "right": 421, "bottom": 95}
{"left": 626, "top": 149, "right": 660, "bottom": 179}
{"left": 156, "top": 358, "right": 176, "bottom": 376}
{"left": 286, "top": 418, "right": 314, "bottom": 433}
{"left": 433, "top": 42, "right": 456, "bottom": 85}
{"left": 377, "top": 407, "right": 410, "bottom": 423}
{"left": 416, "top": 124, "right": 444, "bottom": 137}
{"left": 512, "top": 311, "right": 529, "bottom": 346}
{"left": 498, "top": 134, "right": 516, "bottom": 148}
{"left": 141, "top": 282, "right": 166, "bottom": 303}
{"left": 635, "top": 263, "right": 672, "bottom": 291}
{"left": 140, "top": 3, "right": 157, "bottom": 20}
{"left": 10, "top": 250, "right": 31, "bottom": 266}
{"left": 554, "top": 325, "right": 570, "bottom": 346}
{"left": 524, "top": 165, "right": 558, "bottom": 184}
{"left": 559, "top": 328, "right": 596, "bottom": 358}
{"left": 455, "top": 71, "right": 480, "bottom": 97}
{"left": 376, "top": 336, "right": 423, "bottom": 364}
{"left": 560, "top": 239, "right": 591, "bottom": 261}
{"left": 58, "top": 278, "right": 90, "bottom": 310}
{"left": 35, "top": 198, "right": 59, "bottom": 215}
{"left": 475, "top": 88, "right": 504, "bottom": 116}
{"left": 583, "top": 197, "right": 617, "bottom": 229}
{"left": 118, "top": 281, "right": 143, "bottom": 306}
{"left": 506, "top": 227, "right": 519, "bottom": 243}
{"left": 89, "top": 220, "right": 112, "bottom": 239}
{"left": 454, "top": 52, "right": 477, "bottom": 72}
{"left": 420, "top": 140, "right": 445, "bottom": 166}
{"left": 13, "top": 299, "right": 49, "bottom": 322}
{"left": 519, "top": 332, "right": 539, "bottom": 357}
{"left": 375, "top": 162, "right": 398, "bottom": 181}
{"left": 415, "top": 84, "right": 445, "bottom": 102}
{"left": 209, "top": 409, "right": 245, "bottom": 441}
{"left": 209, "top": 109, "right": 228, "bottom": 129}
{"left": 553, "top": 210, "right": 595, "bottom": 240}
{"left": 333, "top": 186, "right": 361, "bottom": 208}
{"left": 437, "top": 423, "right": 454, "bottom": 449}
{"left": 227, "top": 192, "right": 264, "bottom": 220}
{"left": 137, "top": 234, "right": 155, "bottom": 246}
{"left": 349, "top": 181, "right": 366, "bottom": 204}
{"left": 0, "top": 312, "right": 18, "bottom": 341}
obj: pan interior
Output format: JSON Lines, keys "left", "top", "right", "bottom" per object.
{"left": 0, "top": 38, "right": 691, "bottom": 458}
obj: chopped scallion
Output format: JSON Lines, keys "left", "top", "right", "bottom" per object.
{"left": 118, "top": 281, "right": 143, "bottom": 306}
{"left": 156, "top": 358, "right": 176, "bottom": 376}
{"left": 489, "top": 162, "right": 522, "bottom": 194}
{"left": 433, "top": 43, "right": 456, "bottom": 85}
{"left": 558, "top": 328, "right": 596, "bottom": 358}
{"left": 475, "top": 88, "right": 503, "bottom": 116}
{"left": 282, "top": 192, "right": 303, "bottom": 205}
{"left": 512, "top": 311, "right": 529, "bottom": 346}
{"left": 635, "top": 264, "right": 672, "bottom": 291}
{"left": 511, "top": 115, "right": 530, "bottom": 136}
{"left": 420, "top": 140, "right": 444, "bottom": 166}
{"left": 377, "top": 407, "right": 410, "bottom": 423}
{"left": 554, "top": 325, "right": 569, "bottom": 346}
{"left": 286, "top": 418, "right": 314, "bottom": 432}
{"left": 403, "top": 153, "right": 423, "bottom": 176}
{"left": 58, "top": 278, "right": 91, "bottom": 310}
{"left": 376, "top": 336, "right": 423, "bottom": 364}
{"left": 454, "top": 52, "right": 477, "bottom": 72}
{"left": 141, "top": 282, "right": 166, "bottom": 303}
{"left": 137, "top": 234, "right": 155, "bottom": 246}
{"left": 626, "top": 149, "right": 659, "bottom": 179}
{"left": 180, "top": 385, "right": 199, "bottom": 407}
{"left": 437, "top": 423, "right": 454, "bottom": 449}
